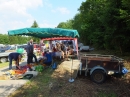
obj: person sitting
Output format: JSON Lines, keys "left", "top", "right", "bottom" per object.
{"left": 8, "top": 52, "right": 23, "bottom": 70}
{"left": 43, "top": 51, "right": 53, "bottom": 66}
{"left": 52, "top": 44, "right": 57, "bottom": 52}
{"left": 55, "top": 43, "right": 62, "bottom": 59}
{"left": 51, "top": 44, "right": 57, "bottom": 59}
{"left": 67, "top": 45, "right": 74, "bottom": 55}
{"left": 61, "top": 43, "right": 67, "bottom": 60}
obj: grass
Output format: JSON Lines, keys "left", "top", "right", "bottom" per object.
{"left": 98, "top": 91, "right": 117, "bottom": 97}
{"left": 0, "top": 62, "right": 9, "bottom": 68}
{"left": 9, "top": 68, "right": 54, "bottom": 97}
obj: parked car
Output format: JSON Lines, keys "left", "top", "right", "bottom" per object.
{"left": 79, "top": 46, "right": 94, "bottom": 52}
{"left": 0, "top": 45, "right": 27, "bottom": 63}
{"left": 80, "top": 46, "right": 90, "bottom": 51}
{"left": 78, "top": 42, "right": 83, "bottom": 49}
{"left": 0, "top": 49, "right": 6, "bottom": 53}
{"left": 0, "top": 52, "right": 11, "bottom": 63}
{"left": 0, "top": 46, "right": 6, "bottom": 52}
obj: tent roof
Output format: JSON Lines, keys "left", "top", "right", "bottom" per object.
{"left": 8, "top": 28, "right": 79, "bottom": 38}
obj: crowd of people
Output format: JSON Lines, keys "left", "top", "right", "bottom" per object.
{"left": 8, "top": 39, "right": 75, "bottom": 70}
{"left": 39, "top": 40, "right": 75, "bottom": 60}
{"left": 50, "top": 41, "right": 74, "bottom": 60}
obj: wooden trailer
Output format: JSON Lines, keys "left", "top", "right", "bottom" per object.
{"left": 79, "top": 54, "right": 125, "bottom": 84}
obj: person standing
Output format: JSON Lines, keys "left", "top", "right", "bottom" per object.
{"left": 8, "top": 52, "right": 22, "bottom": 70}
{"left": 26, "top": 42, "right": 34, "bottom": 65}
{"left": 30, "top": 39, "right": 38, "bottom": 63}
{"left": 26, "top": 39, "right": 38, "bottom": 64}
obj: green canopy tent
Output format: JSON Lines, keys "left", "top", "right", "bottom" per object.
{"left": 8, "top": 28, "right": 79, "bottom": 55}
{"left": 8, "top": 28, "right": 79, "bottom": 38}
{"left": 8, "top": 28, "right": 80, "bottom": 82}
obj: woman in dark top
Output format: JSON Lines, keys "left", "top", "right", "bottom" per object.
{"left": 8, "top": 52, "right": 22, "bottom": 70}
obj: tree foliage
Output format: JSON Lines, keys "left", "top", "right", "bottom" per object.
{"left": 57, "top": 20, "right": 73, "bottom": 29}
{"left": 57, "top": 0, "right": 130, "bottom": 54}
{"left": 30, "top": 20, "right": 40, "bottom": 43}
{"left": 31, "top": 20, "right": 39, "bottom": 28}
{"left": 0, "top": 34, "right": 29, "bottom": 45}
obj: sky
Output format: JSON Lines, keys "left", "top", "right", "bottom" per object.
{"left": 0, "top": 0, "right": 85, "bottom": 34}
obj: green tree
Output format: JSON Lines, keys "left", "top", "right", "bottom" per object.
{"left": 56, "top": 0, "right": 130, "bottom": 54}
{"left": 72, "top": 13, "right": 85, "bottom": 43}
{"left": 30, "top": 20, "right": 40, "bottom": 43}
{"left": 31, "top": 20, "right": 39, "bottom": 28}
{"left": 77, "top": 0, "right": 107, "bottom": 46}
{"left": 9, "top": 36, "right": 18, "bottom": 44}
{"left": 57, "top": 20, "right": 73, "bottom": 29}
{"left": 0, "top": 34, "right": 9, "bottom": 44}
{"left": 57, "top": 22, "right": 67, "bottom": 28}
{"left": 75, "top": 0, "right": 130, "bottom": 54}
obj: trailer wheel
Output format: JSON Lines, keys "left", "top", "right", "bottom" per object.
{"left": 0, "top": 57, "right": 7, "bottom": 63}
{"left": 91, "top": 70, "right": 106, "bottom": 84}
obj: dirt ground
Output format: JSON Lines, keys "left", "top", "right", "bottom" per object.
{"left": 9, "top": 62, "right": 130, "bottom": 97}
{"left": 49, "top": 62, "right": 130, "bottom": 97}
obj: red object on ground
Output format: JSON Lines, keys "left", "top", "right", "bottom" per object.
{"left": 14, "top": 69, "right": 27, "bottom": 74}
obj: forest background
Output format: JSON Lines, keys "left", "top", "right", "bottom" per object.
{"left": 0, "top": 0, "right": 130, "bottom": 55}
